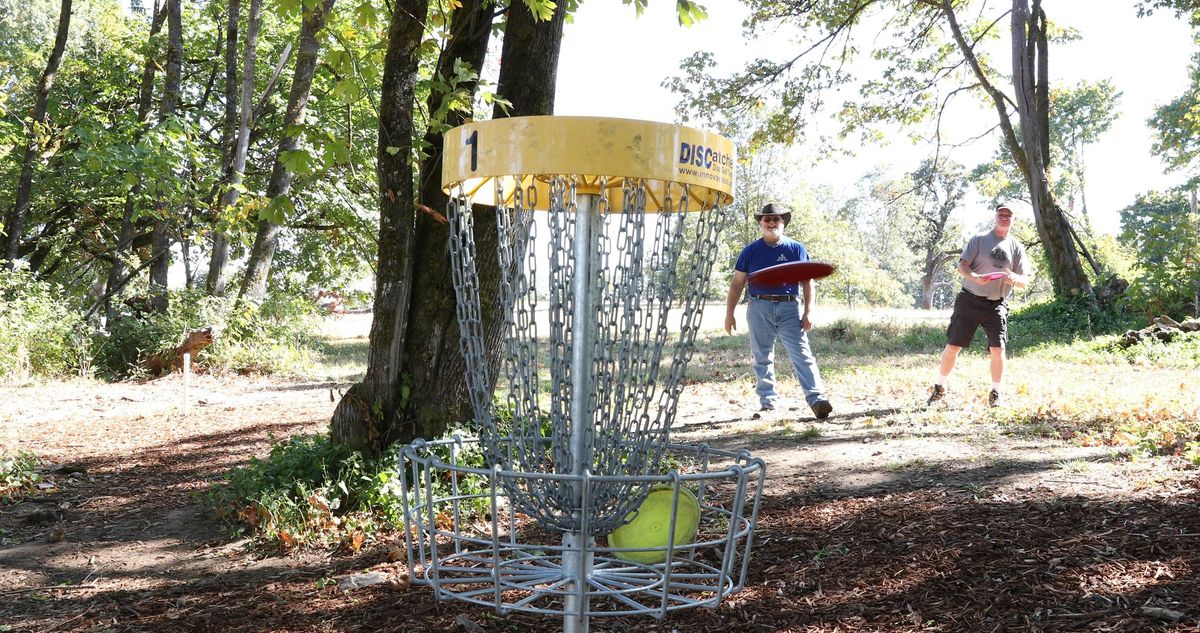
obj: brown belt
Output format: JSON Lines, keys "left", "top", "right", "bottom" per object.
{"left": 750, "top": 294, "right": 797, "bottom": 302}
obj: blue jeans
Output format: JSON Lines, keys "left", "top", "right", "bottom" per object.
{"left": 746, "top": 297, "right": 827, "bottom": 407}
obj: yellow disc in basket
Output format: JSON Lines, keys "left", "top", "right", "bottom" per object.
{"left": 607, "top": 485, "right": 701, "bottom": 564}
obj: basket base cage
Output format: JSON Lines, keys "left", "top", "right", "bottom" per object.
{"left": 399, "top": 437, "right": 766, "bottom": 619}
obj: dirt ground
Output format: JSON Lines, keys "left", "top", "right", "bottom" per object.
{"left": 2, "top": 328, "right": 1199, "bottom": 631}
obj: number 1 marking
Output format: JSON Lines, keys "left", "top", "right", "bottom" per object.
{"left": 466, "top": 130, "right": 478, "bottom": 171}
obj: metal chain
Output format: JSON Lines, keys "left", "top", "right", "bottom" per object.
{"left": 446, "top": 176, "right": 732, "bottom": 535}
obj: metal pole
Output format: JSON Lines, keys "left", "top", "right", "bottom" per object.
{"left": 563, "top": 193, "right": 598, "bottom": 633}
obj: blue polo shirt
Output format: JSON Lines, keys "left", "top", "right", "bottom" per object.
{"left": 735, "top": 237, "right": 810, "bottom": 296}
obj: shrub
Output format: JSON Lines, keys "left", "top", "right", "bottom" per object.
{"left": 1, "top": 450, "right": 41, "bottom": 504}
{"left": 92, "top": 290, "right": 231, "bottom": 377}
{"left": 1108, "top": 330, "right": 1200, "bottom": 368}
{"left": 205, "top": 293, "right": 322, "bottom": 375}
{"left": 206, "top": 429, "right": 488, "bottom": 550}
{"left": 1119, "top": 191, "right": 1200, "bottom": 318}
{"left": 0, "top": 267, "right": 87, "bottom": 382}
{"left": 1008, "top": 296, "right": 1135, "bottom": 352}
{"left": 93, "top": 290, "right": 321, "bottom": 378}
{"left": 822, "top": 318, "right": 945, "bottom": 356}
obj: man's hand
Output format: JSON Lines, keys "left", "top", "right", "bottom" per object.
{"left": 802, "top": 312, "right": 813, "bottom": 332}
{"left": 725, "top": 314, "right": 737, "bottom": 335}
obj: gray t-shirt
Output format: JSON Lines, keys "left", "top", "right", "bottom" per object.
{"left": 960, "top": 230, "right": 1026, "bottom": 300}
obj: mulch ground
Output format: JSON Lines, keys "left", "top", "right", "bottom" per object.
{"left": 2, "top": 376, "right": 1199, "bottom": 632}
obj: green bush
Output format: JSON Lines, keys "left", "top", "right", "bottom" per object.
{"left": 93, "top": 290, "right": 231, "bottom": 377}
{"left": 1108, "top": 330, "right": 1200, "bottom": 368}
{"left": 93, "top": 290, "right": 321, "bottom": 378}
{"left": 1008, "top": 296, "right": 1135, "bottom": 352}
{"left": 0, "top": 267, "right": 87, "bottom": 382}
{"left": 1119, "top": 191, "right": 1200, "bottom": 318}
{"left": 822, "top": 318, "right": 945, "bottom": 356}
{"left": 206, "top": 293, "right": 322, "bottom": 375}
{"left": 206, "top": 429, "right": 488, "bottom": 549}
{"left": 1, "top": 450, "right": 41, "bottom": 504}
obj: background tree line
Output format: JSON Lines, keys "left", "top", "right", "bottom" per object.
{"left": 1, "top": 0, "right": 1198, "bottom": 458}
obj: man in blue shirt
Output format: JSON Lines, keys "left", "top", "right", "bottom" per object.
{"left": 724, "top": 203, "right": 832, "bottom": 418}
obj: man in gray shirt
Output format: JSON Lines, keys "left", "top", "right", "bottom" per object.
{"left": 927, "top": 204, "right": 1031, "bottom": 407}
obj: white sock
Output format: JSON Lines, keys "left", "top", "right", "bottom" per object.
{"left": 935, "top": 374, "right": 949, "bottom": 387}
{"left": 992, "top": 382, "right": 1002, "bottom": 392}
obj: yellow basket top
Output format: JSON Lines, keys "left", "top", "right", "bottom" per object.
{"left": 441, "top": 116, "right": 735, "bottom": 211}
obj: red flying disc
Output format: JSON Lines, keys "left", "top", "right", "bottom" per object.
{"left": 748, "top": 260, "right": 837, "bottom": 285}
{"left": 979, "top": 271, "right": 1007, "bottom": 281}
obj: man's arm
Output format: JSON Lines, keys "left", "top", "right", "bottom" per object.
{"left": 958, "top": 258, "right": 981, "bottom": 280}
{"left": 725, "top": 271, "right": 747, "bottom": 334}
{"left": 1005, "top": 269, "right": 1030, "bottom": 288}
{"left": 801, "top": 279, "right": 815, "bottom": 331}
{"left": 1007, "top": 246, "right": 1030, "bottom": 288}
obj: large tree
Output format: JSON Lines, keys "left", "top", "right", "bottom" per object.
{"left": 239, "top": 0, "right": 338, "bottom": 302}
{"left": 1148, "top": 33, "right": 1200, "bottom": 182}
{"left": 206, "top": 0, "right": 263, "bottom": 296}
{"left": 909, "top": 159, "right": 967, "bottom": 309}
{"left": 101, "top": 2, "right": 167, "bottom": 323}
{"left": 327, "top": 0, "right": 436, "bottom": 454}
{"left": 148, "top": 0, "right": 182, "bottom": 312}
{"left": 1049, "top": 80, "right": 1121, "bottom": 220}
{"left": 3, "top": 0, "right": 72, "bottom": 268}
{"left": 0, "top": 0, "right": 374, "bottom": 317}
{"left": 331, "top": 0, "right": 568, "bottom": 454}
{"left": 669, "top": 0, "right": 1096, "bottom": 300}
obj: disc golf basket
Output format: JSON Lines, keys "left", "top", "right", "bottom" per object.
{"left": 398, "top": 116, "right": 766, "bottom": 632}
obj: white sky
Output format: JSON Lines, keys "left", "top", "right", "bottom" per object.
{"left": 555, "top": 0, "right": 1196, "bottom": 236}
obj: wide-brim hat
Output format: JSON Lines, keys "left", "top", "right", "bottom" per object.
{"left": 754, "top": 203, "right": 792, "bottom": 223}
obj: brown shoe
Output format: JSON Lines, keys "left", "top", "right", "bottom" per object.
{"left": 988, "top": 389, "right": 1001, "bottom": 408}
{"left": 927, "top": 384, "right": 946, "bottom": 405}
{"left": 811, "top": 400, "right": 833, "bottom": 419}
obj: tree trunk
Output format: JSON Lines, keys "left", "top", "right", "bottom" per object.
{"left": 238, "top": 0, "right": 336, "bottom": 303}
{"left": 104, "top": 2, "right": 167, "bottom": 323}
{"left": 492, "top": 2, "right": 566, "bottom": 118}
{"left": 208, "top": 0, "right": 263, "bottom": 296}
{"left": 205, "top": 0, "right": 242, "bottom": 296}
{"left": 921, "top": 251, "right": 959, "bottom": 310}
{"left": 149, "top": 0, "right": 184, "bottom": 312}
{"left": 330, "top": 0, "right": 431, "bottom": 454}
{"left": 4, "top": 0, "right": 73, "bottom": 268}
{"left": 401, "top": 1, "right": 563, "bottom": 444}
{"left": 403, "top": 0, "right": 498, "bottom": 439}
{"left": 331, "top": 0, "right": 566, "bottom": 455}
{"left": 942, "top": 0, "right": 1093, "bottom": 301}
{"left": 1011, "top": 0, "right": 1093, "bottom": 300}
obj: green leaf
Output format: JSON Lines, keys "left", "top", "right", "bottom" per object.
{"left": 385, "top": 146, "right": 402, "bottom": 156}
{"left": 331, "top": 78, "right": 363, "bottom": 104}
{"left": 322, "top": 137, "right": 351, "bottom": 166}
{"left": 676, "top": 0, "right": 707, "bottom": 26}
{"left": 353, "top": 2, "right": 377, "bottom": 27}
{"left": 260, "top": 196, "right": 294, "bottom": 225}
{"left": 279, "top": 149, "right": 314, "bottom": 175}
{"left": 522, "top": 0, "right": 557, "bottom": 22}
